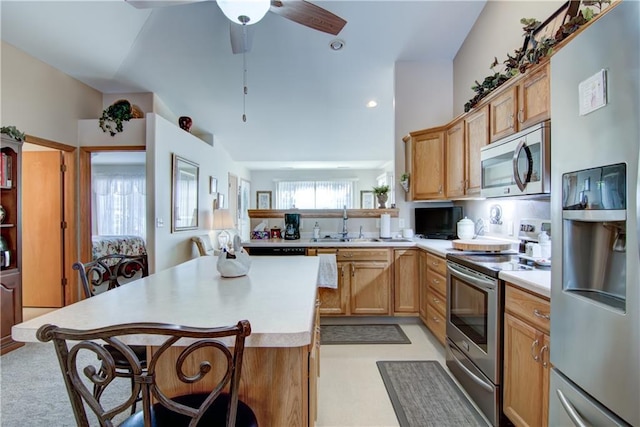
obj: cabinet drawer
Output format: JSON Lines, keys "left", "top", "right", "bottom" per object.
{"left": 426, "top": 253, "right": 446, "bottom": 276}
{"left": 336, "top": 248, "right": 389, "bottom": 262}
{"left": 427, "top": 270, "right": 446, "bottom": 297}
{"left": 427, "top": 289, "right": 446, "bottom": 318}
{"left": 505, "top": 284, "right": 550, "bottom": 334}
{"left": 426, "top": 304, "right": 446, "bottom": 344}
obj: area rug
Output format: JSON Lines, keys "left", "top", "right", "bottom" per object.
{"left": 320, "top": 324, "right": 411, "bottom": 345}
{"left": 377, "top": 360, "right": 488, "bottom": 427}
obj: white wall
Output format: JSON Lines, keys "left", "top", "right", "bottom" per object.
{"left": 394, "top": 60, "right": 456, "bottom": 231}
{"left": 147, "top": 113, "right": 249, "bottom": 272}
{"left": 453, "top": 0, "right": 563, "bottom": 116}
{"left": 1, "top": 41, "right": 103, "bottom": 144}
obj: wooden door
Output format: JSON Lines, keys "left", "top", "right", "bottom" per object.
{"left": 465, "top": 105, "right": 489, "bottom": 195}
{"left": 316, "top": 249, "right": 348, "bottom": 315}
{"left": 393, "top": 249, "right": 419, "bottom": 313}
{"left": 518, "top": 63, "right": 550, "bottom": 129}
{"left": 350, "top": 261, "right": 390, "bottom": 315}
{"left": 490, "top": 86, "right": 518, "bottom": 141}
{"left": 22, "top": 151, "right": 63, "bottom": 307}
{"left": 412, "top": 130, "right": 445, "bottom": 200}
{"left": 503, "top": 313, "right": 545, "bottom": 427}
{"left": 445, "top": 121, "right": 465, "bottom": 198}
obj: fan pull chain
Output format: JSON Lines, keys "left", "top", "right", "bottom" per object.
{"left": 242, "top": 25, "right": 248, "bottom": 123}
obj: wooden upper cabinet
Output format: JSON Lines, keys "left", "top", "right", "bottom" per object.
{"left": 490, "top": 85, "right": 518, "bottom": 142}
{"left": 518, "top": 63, "right": 550, "bottom": 129}
{"left": 404, "top": 128, "right": 446, "bottom": 201}
{"left": 445, "top": 121, "right": 465, "bottom": 199}
{"left": 465, "top": 105, "right": 489, "bottom": 196}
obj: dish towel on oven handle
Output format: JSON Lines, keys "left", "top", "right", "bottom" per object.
{"left": 317, "top": 254, "right": 338, "bottom": 289}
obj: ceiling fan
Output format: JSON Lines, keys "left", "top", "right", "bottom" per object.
{"left": 126, "top": 0, "right": 347, "bottom": 54}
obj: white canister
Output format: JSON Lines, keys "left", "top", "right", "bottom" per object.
{"left": 457, "top": 217, "right": 475, "bottom": 240}
{"left": 402, "top": 228, "right": 414, "bottom": 239}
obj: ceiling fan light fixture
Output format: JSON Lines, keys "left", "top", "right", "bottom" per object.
{"left": 217, "top": 0, "right": 270, "bottom": 25}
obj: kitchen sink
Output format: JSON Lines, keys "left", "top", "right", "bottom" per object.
{"left": 310, "top": 237, "right": 411, "bottom": 243}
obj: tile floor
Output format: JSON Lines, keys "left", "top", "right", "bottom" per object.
{"left": 317, "top": 318, "right": 490, "bottom": 427}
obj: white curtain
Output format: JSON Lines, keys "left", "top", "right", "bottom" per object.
{"left": 276, "top": 180, "right": 354, "bottom": 209}
{"left": 92, "top": 165, "right": 146, "bottom": 236}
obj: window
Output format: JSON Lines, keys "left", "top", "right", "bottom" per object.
{"left": 92, "top": 164, "right": 146, "bottom": 236}
{"left": 276, "top": 180, "right": 354, "bottom": 209}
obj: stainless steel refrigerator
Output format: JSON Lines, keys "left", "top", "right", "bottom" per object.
{"left": 550, "top": 2, "right": 639, "bottom": 426}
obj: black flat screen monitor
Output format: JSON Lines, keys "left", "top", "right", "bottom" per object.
{"left": 415, "top": 207, "right": 463, "bottom": 240}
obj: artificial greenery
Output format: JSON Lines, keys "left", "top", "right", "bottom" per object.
{"left": 1, "top": 126, "right": 26, "bottom": 141}
{"left": 464, "top": 2, "right": 609, "bottom": 112}
{"left": 99, "top": 99, "right": 134, "bottom": 136}
{"left": 400, "top": 173, "right": 409, "bottom": 182}
{"left": 372, "top": 184, "right": 390, "bottom": 195}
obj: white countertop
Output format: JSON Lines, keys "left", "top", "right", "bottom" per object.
{"left": 12, "top": 256, "right": 320, "bottom": 347}
{"left": 499, "top": 270, "right": 551, "bottom": 299}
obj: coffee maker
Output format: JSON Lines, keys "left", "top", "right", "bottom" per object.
{"left": 284, "top": 213, "right": 301, "bottom": 240}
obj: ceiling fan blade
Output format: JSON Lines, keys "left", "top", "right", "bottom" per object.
{"left": 269, "top": 0, "right": 346, "bottom": 36}
{"left": 230, "top": 23, "right": 254, "bottom": 54}
{"left": 125, "top": 0, "right": 204, "bottom": 9}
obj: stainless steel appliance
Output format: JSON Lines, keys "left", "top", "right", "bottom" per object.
{"left": 246, "top": 246, "right": 306, "bottom": 256}
{"left": 549, "top": 3, "right": 639, "bottom": 426}
{"left": 480, "top": 120, "right": 550, "bottom": 198}
{"left": 446, "top": 251, "right": 539, "bottom": 426}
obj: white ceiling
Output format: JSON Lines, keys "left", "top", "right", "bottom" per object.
{"left": 1, "top": 0, "right": 485, "bottom": 170}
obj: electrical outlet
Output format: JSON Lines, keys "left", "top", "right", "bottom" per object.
{"left": 399, "top": 218, "right": 405, "bottom": 229}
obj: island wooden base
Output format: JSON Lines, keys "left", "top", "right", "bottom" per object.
{"left": 154, "top": 345, "right": 313, "bottom": 427}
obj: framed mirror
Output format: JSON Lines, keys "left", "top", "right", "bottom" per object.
{"left": 171, "top": 154, "right": 199, "bottom": 232}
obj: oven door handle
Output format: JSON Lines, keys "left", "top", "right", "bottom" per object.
{"left": 447, "top": 264, "right": 496, "bottom": 291}
{"left": 448, "top": 342, "right": 494, "bottom": 393}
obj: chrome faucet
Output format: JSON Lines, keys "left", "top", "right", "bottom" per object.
{"left": 340, "top": 205, "right": 348, "bottom": 238}
{"left": 359, "top": 225, "right": 364, "bottom": 239}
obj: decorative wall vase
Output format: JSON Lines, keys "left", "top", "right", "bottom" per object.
{"left": 400, "top": 179, "right": 409, "bottom": 192}
{"left": 179, "top": 116, "right": 193, "bottom": 132}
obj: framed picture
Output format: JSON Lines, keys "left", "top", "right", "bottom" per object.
{"left": 209, "top": 176, "right": 217, "bottom": 195}
{"left": 360, "top": 190, "right": 375, "bottom": 209}
{"left": 171, "top": 154, "right": 199, "bottom": 232}
{"left": 257, "top": 191, "right": 272, "bottom": 209}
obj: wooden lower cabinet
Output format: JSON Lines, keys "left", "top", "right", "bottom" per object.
{"left": 503, "top": 283, "right": 551, "bottom": 427}
{"left": 421, "top": 251, "right": 447, "bottom": 345}
{"left": 313, "top": 248, "right": 391, "bottom": 316}
{"left": 393, "top": 248, "right": 419, "bottom": 314}
{"left": 1, "top": 270, "right": 23, "bottom": 354}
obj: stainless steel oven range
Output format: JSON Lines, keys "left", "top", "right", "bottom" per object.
{"left": 445, "top": 252, "right": 536, "bottom": 426}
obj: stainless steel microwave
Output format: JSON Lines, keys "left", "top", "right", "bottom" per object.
{"left": 480, "top": 120, "right": 550, "bottom": 198}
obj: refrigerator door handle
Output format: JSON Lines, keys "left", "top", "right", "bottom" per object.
{"left": 556, "top": 389, "right": 589, "bottom": 427}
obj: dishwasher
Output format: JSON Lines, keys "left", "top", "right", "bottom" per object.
{"left": 246, "top": 246, "right": 307, "bottom": 256}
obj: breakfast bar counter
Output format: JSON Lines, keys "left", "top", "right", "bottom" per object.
{"left": 12, "top": 255, "right": 321, "bottom": 426}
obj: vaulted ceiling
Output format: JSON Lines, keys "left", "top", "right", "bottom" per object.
{"left": 1, "top": 0, "right": 485, "bottom": 170}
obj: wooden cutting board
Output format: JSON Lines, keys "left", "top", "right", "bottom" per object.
{"left": 452, "top": 239, "right": 513, "bottom": 252}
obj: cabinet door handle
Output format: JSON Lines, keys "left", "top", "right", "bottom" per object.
{"left": 539, "top": 344, "right": 549, "bottom": 368}
{"left": 530, "top": 339, "right": 540, "bottom": 362}
{"left": 431, "top": 261, "right": 439, "bottom": 267}
{"left": 517, "top": 109, "right": 524, "bottom": 123}
{"left": 341, "top": 265, "right": 345, "bottom": 277}
{"left": 351, "top": 264, "right": 355, "bottom": 277}
{"left": 432, "top": 316, "right": 440, "bottom": 323}
{"left": 431, "top": 278, "right": 440, "bottom": 285}
{"left": 533, "top": 309, "right": 550, "bottom": 320}
{"left": 438, "top": 185, "right": 443, "bottom": 194}
{"left": 432, "top": 297, "right": 440, "bottom": 304}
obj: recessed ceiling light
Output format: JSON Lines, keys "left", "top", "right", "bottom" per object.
{"left": 366, "top": 100, "right": 378, "bottom": 108}
{"left": 329, "top": 39, "right": 345, "bottom": 51}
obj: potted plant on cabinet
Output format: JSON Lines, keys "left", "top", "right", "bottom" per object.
{"left": 372, "top": 185, "right": 390, "bottom": 209}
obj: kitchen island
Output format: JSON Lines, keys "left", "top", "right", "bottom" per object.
{"left": 12, "top": 255, "right": 321, "bottom": 427}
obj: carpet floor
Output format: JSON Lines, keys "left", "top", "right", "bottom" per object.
{"left": 377, "top": 360, "right": 488, "bottom": 427}
{"left": 321, "top": 324, "right": 411, "bottom": 345}
{"left": 1, "top": 342, "right": 131, "bottom": 426}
